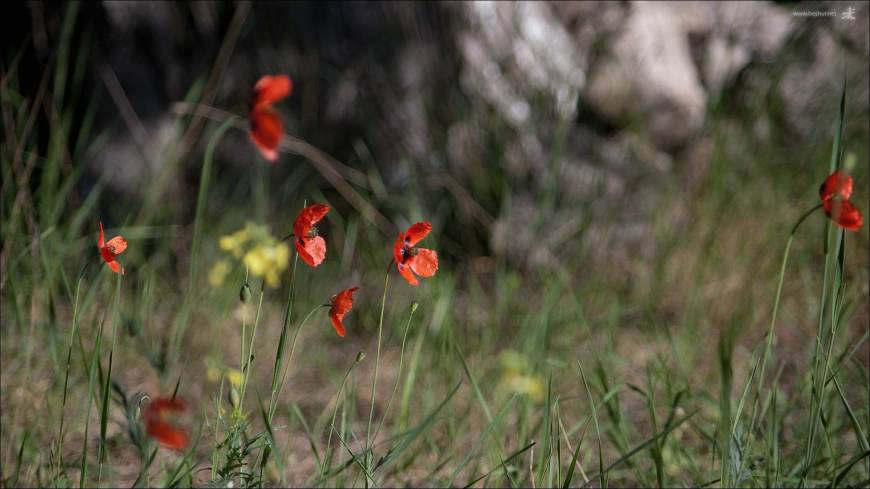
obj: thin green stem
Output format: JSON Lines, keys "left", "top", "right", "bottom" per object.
{"left": 365, "top": 266, "right": 391, "bottom": 484}
{"left": 321, "top": 353, "right": 365, "bottom": 484}
{"left": 239, "top": 278, "right": 264, "bottom": 416}
{"left": 759, "top": 204, "right": 821, "bottom": 389}
{"left": 239, "top": 266, "right": 249, "bottom": 396}
{"left": 80, "top": 312, "right": 107, "bottom": 488}
{"left": 372, "top": 302, "right": 417, "bottom": 447}
{"left": 738, "top": 203, "right": 821, "bottom": 480}
{"left": 268, "top": 303, "right": 328, "bottom": 423}
{"left": 268, "top": 251, "right": 299, "bottom": 419}
{"left": 57, "top": 273, "right": 84, "bottom": 471}
{"left": 98, "top": 272, "right": 122, "bottom": 486}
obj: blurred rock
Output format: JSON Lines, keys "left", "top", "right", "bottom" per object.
{"left": 12, "top": 1, "right": 868, "bottom": 270}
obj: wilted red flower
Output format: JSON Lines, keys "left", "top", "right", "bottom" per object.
{"left": 98, "top": 221, "right": 127, "bottom": 274}
{"left": 819, "top": 170, "right": 863, "bottom": 231}
{"left": 393, "top": 222, "right": 438, "bottom": 286}
{"left": 329, "top": 286, "right": 359, "bottom": 337}
{"left": 293, "top": 204, "right": 330, "bottom": 267}
{"left": 250, "top": 74, "right": 292, "bottom": 162}
{"left": 144, "top": 397, "right": 188, "bottom": 451}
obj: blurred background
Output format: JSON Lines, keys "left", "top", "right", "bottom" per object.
{"left": 2, "top": 1, "right": 868, "bottom": 486}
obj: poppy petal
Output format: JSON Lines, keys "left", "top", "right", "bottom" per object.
{"left": 98, "top": 221, "right": 105, "bottom": 248}
{"left": 293, "top": 204, "right": 330, "bottom": 239}
{"left": 330, "top": 287, "right": 359, "bottom": 316}
{"left": 104, "top": 236, "right": 128, "bottom": 256}
{"left": 329, "top": 314, "right": 346, "bottom": 337}
{"left": 296, "top": 236, "right": 326, "bottom": 267}
{"left": 146, "top": 419, "right": 188, "bottom": 451}
{"left": 819, "top": 170, "right": 853, "bottom": 202}
{"left": 404, "top": 222, "right": 432, "bottom": 247}
{"left": 105, "top": 260, "right": 123, "bottom": 275}
{"left": 408, "top": 248, "right": 438, "bottom": 278}
{"left": 295, "top": 238, "right": 313, "bottom": 267}
{"left": 252, "top": 75, "right": 293, "bottom": 109}
{"left": 100, "top": 246, "right": 117, "bottom": 263}
{"left": 250, "top": 108, "right": 283, "bottom": 162}
{"left": 397, "top": 262, "right": 419, "bottom": 286}
{"left": 144, "top": 397, "right": 188, "bottom": 451}
{"left": 824, "top": 199, "right": 863, "bottom": 231}
{"left": 148, "top": 398, "right": 188, "bottom": 413}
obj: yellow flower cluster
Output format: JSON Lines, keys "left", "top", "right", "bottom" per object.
{"left": 205, "top": 357, "right": 244, "bottom": 388}
{"left": 209, "top": 222, "right": 291, "bottom": 288}
{"left": 497, "top": 350, "right": 545, "bottom": 402}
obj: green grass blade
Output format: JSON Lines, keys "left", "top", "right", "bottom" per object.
{"left": 373, "top": 381, "right": 462, "bottom": 474}
{"left": 562, "top": 433, "right": 584, "bottom": 489}
{"left": 448, "top": 395, "right": 517, "bottom": 487}
{"left": 578, "top": 361, "right": 605, "bottom": 489}
{"left": 583, "top": 409, "right": 699, "bottom": 488}
{"left": 464, "top": 441, "right": 536, "bottom": 489}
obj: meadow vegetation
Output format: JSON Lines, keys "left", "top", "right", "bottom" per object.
{"left": 1, "top": 6, "right": 868, "bottom": 488}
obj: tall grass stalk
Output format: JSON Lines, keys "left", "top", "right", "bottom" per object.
{"left": 578, "top": 361, "right": 606, "bottom": 489}
{"left": 802, "top": 75, "right": 848, "bottom": 486}
{"left": 169, "top": 119, "right": 234, "bottom": 362}
{"left": 737, "top": 204, "right": 822, "bottom": 479}
{"left": 321, "top": 352, "right": 365, "bottom": 483}
{"left": 97, "top": 272, "right": 122, "bottom": 486}
{"left": 57, "top": 270, "right": 85, "bottom": 472}
{"left": 79, "top": 313, "right": 106, "bottom": 488}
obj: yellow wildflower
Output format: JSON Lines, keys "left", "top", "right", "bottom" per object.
{"left": 502, "top": 373, "right": 545, "bottom": 402}
{"left": 219, "top": 222, "right": 290, "bottom": 288}
{"left": 208, "top": 260, "right": 230, "bottom": 287}
{"left": 497, "top": 350, "right": 545, "bottom": 403}
{"left": 225, "top": 368, "right": 243, "bottom": 387}
{"left": 243, "top": 246, "right": 268, "bottom": 276}
{"left": 206, "top": 365, "right": 222, "bottom": 383}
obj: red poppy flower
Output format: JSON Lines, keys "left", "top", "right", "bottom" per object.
{"left": 329, "top": 286, "right": 359, "bottom": 337}
{"left": 819, "top": 170, "right": 853, "bottom": 202}
{"left": 250, "top": 74, "right": 292, "bottom": 162}
{"left": 143, "top": 397, "right": 188, "bottom": 451}
{"left": 293, "top": 204, "right": 330, "bottom": 267}
{"left": 393, "top": 222, "right": 438, "bottom": 286}
{"left": 823, "top": 199, "right": 863, "bottom": 231}
{"left": 98, "top": 221, "right": 127, "bottom": 274}
{"left": 818, "top": 170, "right": 863, "bottom": 231}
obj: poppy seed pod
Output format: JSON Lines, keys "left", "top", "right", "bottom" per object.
{"left": 228, "top": 387, "right": 240, "bottom": 409}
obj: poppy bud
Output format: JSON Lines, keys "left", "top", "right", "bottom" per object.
{"left": 411, "top": 301, "right": 419, "bottom": 314}
{"left": 228, "top": 386, "right": 240, "bottom": 409}
{"left": 355, "top": 351, "right": 366, "bottom": 364}
{"left": 240, "top": 282, "right": 252, "bottom": 303}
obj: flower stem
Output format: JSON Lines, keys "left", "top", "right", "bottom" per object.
{"left": 365, "top": 266, "right": 391, "bottom": 483}
{"left": 268, "top": 302, "right": 328, "bottom": 424}
{"left": 237, "top": 267, "right": 249, "bottom": 414}
{"left": 372, "top": 302, "right": 417, "bottom": 445}
{"left": 267, "top": 250, "right": 299, "bottom": 423}
{"left": 239, "top": 278, "right": 265, "bottom": 416}
{"left": 321, "top": 353, "right": 365, "bottom": 483}
{"left": 742, "top": 203, "right": 820, "bottom": 476}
